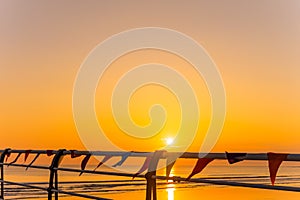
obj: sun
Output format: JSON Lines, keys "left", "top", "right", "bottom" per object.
{"left": 165, "top": 137, "right": 174, "bottom": 145}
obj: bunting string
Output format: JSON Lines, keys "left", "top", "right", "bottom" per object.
{"left": 0, "top": 149, "right": 294, "bottom": 188}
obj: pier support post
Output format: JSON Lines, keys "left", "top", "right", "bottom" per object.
{"left": 145, "top": 171, "right": 155, "bottom": 200}
{"left": 48, "top": 149, "right": 65, "bottom": 200}
{"left": 145, "top": 150, "right": 165, "bottom": 200}
{"left": 0, "top": 148, "right": 11, "bottom": 199}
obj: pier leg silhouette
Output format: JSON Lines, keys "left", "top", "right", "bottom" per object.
{"left": 48, "top": 149, "right": 65, "bottom": 200}
{"left": 145, "top": 150, "right": 165, "bottom": 200}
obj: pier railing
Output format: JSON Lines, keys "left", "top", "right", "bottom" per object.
{"left": 1, "top": 149, "right": 300, "bottom": 200}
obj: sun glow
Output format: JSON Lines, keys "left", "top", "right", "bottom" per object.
{"left": 165, "top": 137, "right": 174, "bottom": 145}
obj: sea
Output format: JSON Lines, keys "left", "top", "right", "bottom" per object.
{"left": 3, "top": 159, "right": 300, "bottom": 200}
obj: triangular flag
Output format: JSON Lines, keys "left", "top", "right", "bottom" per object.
{"left": 186, "top": 158, "right": 214, "bottom": 181}
{"left": 225, "top": 152, "right": 247, "bottom": 164}
{"left": 24, "top": 150, "right": 32, "bottom": 162}
{"left": 5, "top": 152, "right": 11, "bottom": 162}
{"left": 133, "top": 156, "right": 152, "bottom": 179}
{"left": 112, "top": 152, "right": 131, "bottom": 167}
{"left": 94, "top": 155, "right": 113, "bottom": 171}
{"left": 267, "top": 152, "right": 288, "bottom": 185}
{"left": 79, "top": 154, "right": 91, "bottom": 176}
{"left": 166, "top": 155, "right": 177, "bottom": 178}
{"left": 8, "top": 153, "right": 22, "bottom": 166}
{"left": 70, "top": 150, "right": 81, "bottom": 158}
{"left": 26, "top": 153, "right": 40, "bottom": 170}
{"left": 166, "top": 161, "right": 176, "bottom": 178}
{"left": 46, "top": 150, "right": 54, "bottom": 156}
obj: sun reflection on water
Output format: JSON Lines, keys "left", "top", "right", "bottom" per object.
{"left": 167, "top": 184, "right": 175, "bottom": 200}
{"left": 166, "top": 168, "right": 175, "bottom": 200}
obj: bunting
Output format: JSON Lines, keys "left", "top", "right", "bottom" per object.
{"left": 112, "top": 152, "right": 131, "bottom": 167}
{"left": 79, "top": 154, "right": 91, "bottom": 176}
{"left": 24, "top": 150, "right": 32, "bottom": 162}
{"left": 186, "top": 158, "right": 214, "bottom": 181}
{"left": 26, "top": 153, "right": 41, "bottom": 170}
{"left": 225, "top": 152, "right": 247, "bottom": 164}
{"left": 70, "top": 150, "right": 81, "bottom": 158}
{"left": 166, "top": 161, "right": 176, "bottom": 179}
{"left": 0, "top": 149, "right": 295, "bottom": 187}
{"left": 46, "top": 150, "right": 54, "bottom": 156}
{"left": 133, "top": 156, "right": 152, "bottom": 179}
{"left": 267, "top": 152, "right": 288, "bottom": 185}
{"left": 94, "top": 155, "right": 113, "bottom": 171}
{"left": 8, "top": 153, "right": 22, "bottom": 166}
{"left": 166, "top": 155, "right": 177, "bottom": 178}
{"left": 5, "top": 152, "right": 11, "bottom": 162}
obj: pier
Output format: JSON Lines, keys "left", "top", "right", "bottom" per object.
{"left": 1, "top": 149, "right": 300, "bottom": 199}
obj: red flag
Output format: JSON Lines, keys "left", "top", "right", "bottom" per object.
{"left": 26, "top": 153, "right": 41, "bottom": 170}
{"left": 166, "top": 157, "right": 176, "bottom": 178}
{"left": 166, "top": 161, "right": 176, "bottom": 178}
{"left": 267, "top": 152, "right": 288, "bottom": 185}
{"left": 79, "top": 154, "right": 91, "bottom": 176}
{"left": 112, "top": 152, "right": 131, "bottom": 167}
{"left": 46, "top": 150, "right": 54, "bottom": 156}
{"left": 94, "top": 155, "right": 113, "bottom": 171}
{"left": 70, "top": 150, "right": 81, "bottom": 158}
{"left": 24, "top": 150, "right": 32, "bottom": 162}
{"left": 225, "top": 152, "right": 247, "bottom": 164}
{"left": 166, "top": 154, "right": 177, "bottom": 178}
{"left": 8, "top": 153, "right": 22, "bottom": 166}
{"left": 5, "top": 152, "right": 11, "bottom": 162}
{"left": 133, "top": 156, "right": 152, "bottom": 179}
{"left": 186, "top": 158, "right": 214, "bottom": 181}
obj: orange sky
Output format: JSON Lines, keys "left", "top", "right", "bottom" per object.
{"left": 0, "top": 1, "right": 299, "bottom": 153}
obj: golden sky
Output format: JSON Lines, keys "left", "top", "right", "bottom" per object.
{"left": 0, "top": 1, "right": 299, "bottom": 153}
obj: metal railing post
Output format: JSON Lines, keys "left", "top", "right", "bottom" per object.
{"left": 48, "top": 149, "right": 65, "bottom": 200}
{"left": 0, "top": 148, "right": 11, "bottom": 199}
{"left": 145, "top": 150, "right": 165, "bottom": 200}
{"left": 145, "top": 172, "right": 153, "bottom": 200}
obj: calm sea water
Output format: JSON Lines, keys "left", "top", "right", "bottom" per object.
{"left": 3, "top": 160, "right": 300, "bottom": 199}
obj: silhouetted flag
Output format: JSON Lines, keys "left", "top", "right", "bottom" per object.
{"left": 8, "top": 153, "right": 22, "bottom": 166}
{"left": 79, "top": 154, "right": 91, "bottom": 176}
{"left": 46, "top": 150, "right": 54, "bottom": 156}
{"left": 225, "top": 151, "right": 247, "bottom": 164}
{"left": 24, "top": 150, "right": 32, "bottom": 162}
{"left": 5, "top": 152, "right": 11, "bottom": 162}
{"left": 94, "top": 155, "right": 113, "bottom": 171}
{"left": 70, "top": 150, "right": 81, "bottom": 158}
{"left": 267, "top": 152, "right": 288, "bottom": 185}
{"left": 26, "top": 153, "right": 41, "bottom": 170}
{"left": 186, "top": 158, "right": 214, "bottom": 181}
{"left": 166, "top": 155, "right": 177, "bottom": 178}
{"left": 133, "top": 156, "right": 152, "bottom": 179}
{"left": 112, "top": 152, "right": 131, "bottom": 167}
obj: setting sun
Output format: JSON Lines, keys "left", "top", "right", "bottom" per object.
{"left": 165, "top": 138, "right": 174, "bottom": 145}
